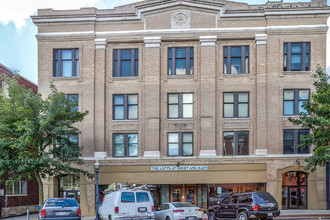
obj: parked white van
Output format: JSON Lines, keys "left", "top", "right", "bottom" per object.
{"left": 98, "top": 189, "right": 155, "bottom": 220}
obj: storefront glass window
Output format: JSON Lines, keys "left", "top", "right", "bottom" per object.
{"left": 208, "top": 183, "right": 266, "bottom": 207}
{"left": 197, "top": 185, "right": 208, "bottom": 208}
{"left": 160, "top": 185, "right": 170, "bottom": 204}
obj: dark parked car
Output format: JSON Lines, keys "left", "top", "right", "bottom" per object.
{"left": 37, "top": 198, "right": 81, "bottom": 220}
{"left": 208, "top": 192, "right": 280, "bottom": 220}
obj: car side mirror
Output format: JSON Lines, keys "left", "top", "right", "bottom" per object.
{"left": 35, "top": 206, "right": 41, "bottom": 210}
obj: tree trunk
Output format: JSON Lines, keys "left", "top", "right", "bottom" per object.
{"left": 35, "top": 172, "right": 44, "bottom": 207}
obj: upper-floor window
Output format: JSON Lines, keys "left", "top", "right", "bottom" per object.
{"left": 223, "top": 46, "right": 249, "bottom": 74}
{"left": 6, "top": 181, "right": 27, "bottom": 195}
{"left": 283, "top": 129, "right": 309, "bottom": 154}
{"left": 223, "top": 131, "right": 249, "bottom": 155}
{"left": 113, "top": 49, "right": 138, "bottom": 77}
{"left": 223, "top": 92, "right": 249, "bottom": 118}
{"left": 168, "top": 47, "right": 194, "bottom": 75}
{"left": 168, "top": 93, "right": 193, "bottom": 119}
{"left": 113, "top": 94, "right": 138, "bottom": 120}
{"left": 283, "top": 89, "right": 309, "bottom": 115}
{"left": 54, "top": 49, "right": 79, "bottom": 77}
{"left": 113, "top": 133, "right": 138, "bottom": 157}
{"left": 65, "top": 94, "right": 78, "bottom": 112}
{"left": 53, "top": 135, "right": 78, "bottom": 158}
{"left": 283, "top": 42, "right": 310, "bottom": 71}
{"left": 168, "top": 132, "right": 193, "bottom": 156}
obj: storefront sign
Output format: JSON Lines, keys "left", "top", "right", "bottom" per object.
{"left": 151, "top": 166, "right": 208, "bottom": 171}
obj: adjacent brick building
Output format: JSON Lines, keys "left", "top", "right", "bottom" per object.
{"left": 32, "top": 0, "right": 330, "bottom": 215}
{"left": 0, "top": 63, "right": 39, "bottom": 217}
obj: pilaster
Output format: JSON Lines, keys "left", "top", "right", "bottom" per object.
{"left": 94, "top": 39, "right": 108, "bottom": 156}
{"left": 255, "top": 34, "right": 268, "bottom": 154}
{"left": 199, "top": 36, "right": 217, "bottom": 157}
{"left": 143, "top": 36, "right": 162, "bottom": 157}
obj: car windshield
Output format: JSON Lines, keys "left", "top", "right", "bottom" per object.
{"left": 254, "top": 193, "right": 277, "bottom": 203}
{"left": 136, "top": 192, "right": 150, "bottom": 202}
{"left": 45, "top": 199, "right": 78, "bottom": 207}
{"left": 172, "top": 202, "right": 194, "bottom": 207}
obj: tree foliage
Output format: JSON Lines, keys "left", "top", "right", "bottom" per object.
{"left": 289, "top": 65, "right": 330, "bottom": 172}
{"left": 0, "top": 75, "right": 92, "bottom": 205}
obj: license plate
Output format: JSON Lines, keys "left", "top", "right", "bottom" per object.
{"left": 268, "top": 212, "right": 273, "bottom": 216}
{"left": 56, "top": 212, "right": 69, "bottom": 216}
{"left": 138, "top": 207, "right": 147, "bottom": 212}
{"left": 185, "top": 217, "right": 196, "bottom": 220}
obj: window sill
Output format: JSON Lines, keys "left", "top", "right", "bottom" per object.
{"left": 110, "top": 76, "right": 139, "bottom": 81}
{"left": 5, "top": 194, "right": 28, "bottom": 197}
{"left": 221, "top": 73, "right": 250, "bottom": 77}
{"left": 167, "top": 118, "right": 194, "bottom": 120}
{"left": 282, "top": 71, "right": 312, "bottom": 75}
{"left": 223, "top": 117, "right": 250, "bottom": 120}
{"left": 52, "top": 76, "right": 80, "bottom": 81}
{"left": 166, "top": 75, "right": 194, "bottom": 79}
{"left": 112, "top": 119, "right": 139, "bottom": 122}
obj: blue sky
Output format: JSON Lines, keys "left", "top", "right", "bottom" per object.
{"left": 0, "top": 0, "right": 328, "bottom": 84}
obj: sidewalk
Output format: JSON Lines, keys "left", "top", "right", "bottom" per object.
{"left": 276, "top": 209, "right": 330, "bottom": 219}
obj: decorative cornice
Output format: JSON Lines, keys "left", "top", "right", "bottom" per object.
{"left": 35, "top": 24, "right": 328, "bottom": 40}
{"left": 143, "top": 36, "right": 161, "bottom": 47}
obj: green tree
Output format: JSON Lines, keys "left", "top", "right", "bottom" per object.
{"left": 289, "top": 65, "right": 330, "bottom": 172}
{"left": 0, "top": 75, "right": 92, "bottom": 206}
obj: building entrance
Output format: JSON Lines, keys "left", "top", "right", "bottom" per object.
{"left": 282, "top": 171, "right": 307, "bottom": 209}
{"left": 170, "top": 185, "right": 196, "bottom": 205}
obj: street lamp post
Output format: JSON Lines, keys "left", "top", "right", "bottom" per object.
{"left": 94, "top": 160, "right": 100, "bottom": 220}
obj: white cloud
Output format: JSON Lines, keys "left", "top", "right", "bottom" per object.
{"left": 0, "top": 0, "right": 101, "bottom": 28}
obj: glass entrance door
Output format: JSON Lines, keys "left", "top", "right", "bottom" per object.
{"left": 288, "top": 187, "right": 298, "bottom": 209}
{"left": 186, "top": 186, "right": 196, "bottom": 205}
{"left": 282, "top": 171, "right": 308, "bottom": 209}
{"left": 171, "top": 186, "right": 181, "bottom": 202}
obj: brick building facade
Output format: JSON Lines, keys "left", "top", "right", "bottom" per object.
{"left": 0, "top": 63, "right": 39, "bottom": 217}
{"left": 32, "top": 0, "right": 330, "bottom": 215}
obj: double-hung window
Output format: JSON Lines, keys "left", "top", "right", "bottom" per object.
{"left": 54, "top": 49, "right": 79, "bottom": 77}
{"left": 168, "top": 93, "right": 193, "bottom": 119}
{"left": 223, "top": 46, "right": 249, "bottom": 74}
{"left": 113, "top": 94, "right": 138, "bottom": 120}
{"left": 168, "top": 47, "right": 194, "bottom": 75}
{"left": 113, "top": 49, "right": 138, "bottom": 77}
{"left": 6, "top": 181, "right": 27, "bottom": 195}
{"left": 168, "top": 132, "right": 193, "bottom": 156}
{"left": 283, "top": 129, "right": 309, "bottom": 154}
{"left": 283, "top": 89, "right": 309, "bottom": 115}
{"left": 223, "top": 92, "right": 249, "bottom": 118}
{"left": 283, "top": 42, "right": 310, "bottom": 71}
{"left": 113, "top": 133, "right": 138, "bottom": 157}
{"left": 223, "top": 131, "right": 249, "bottom": 155}
{"left": 65, "top": 94, "right": 78, "bottom": 112}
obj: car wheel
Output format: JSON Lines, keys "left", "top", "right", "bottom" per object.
{"left": 237, "top": 212, "right": 248, "bottom": 220}
{"left": 109, "top": 215, "right": 112, "bottom": 220}
{"left": 208, "top": 212, "right": 216, "bottom": 220}
{"left": 166, "top": 216, "right": 171, "bottom": 220}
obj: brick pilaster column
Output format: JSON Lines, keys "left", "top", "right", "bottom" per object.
{"left": 255, "top": 34, "right": 268, "bottom": 155}
{"left": 199, "top": 36, "right": 217, "bottom": 157}
{"left": 94, "top": 39, "right": 107, "bottom": 158}
{"left": 143, "top": 37, "right": 162, "bottom": 158}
